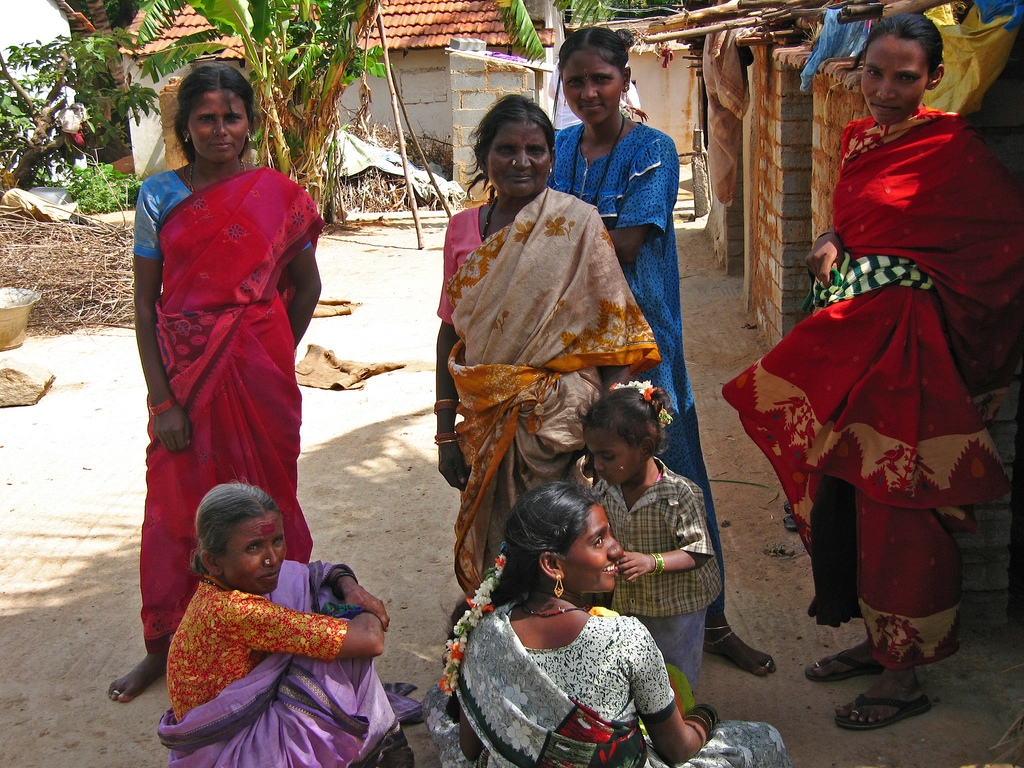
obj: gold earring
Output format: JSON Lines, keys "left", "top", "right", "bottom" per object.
{"left": 554, "top": 575, "right": 564, "bottom": 598}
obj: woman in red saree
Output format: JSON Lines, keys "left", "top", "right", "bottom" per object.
{"left": 110, "top": 65, "right": 324, "bottom": 701}
{"left": 723, "top": 15, "right": 1024, "bottom": 730}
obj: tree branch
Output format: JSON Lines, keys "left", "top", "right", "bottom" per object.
{"left": 43, "top": 50, "right": 72, "bottom": 107}
{"left": 0, "top": 49, "right": 38, "bottom": 118}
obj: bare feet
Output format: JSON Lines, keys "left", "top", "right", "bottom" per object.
{"left": 108, "top": 650, "right": 167, "bottom": 702}
{"left": 703, "top": 618, "right": 775, "bottom": 676}
{"left": 805, "top": 640, "right": 884, "bottom": 681}
{"left": 834, "top": 668, "right": 929, "bottom": 728}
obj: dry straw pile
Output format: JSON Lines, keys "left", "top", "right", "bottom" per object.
{"left": 0, "top": 216, "right": 134, "bottom": 335}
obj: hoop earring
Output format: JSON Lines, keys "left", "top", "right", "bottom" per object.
{"left": 554, "top": 575, "right": 564, "bottom": 598}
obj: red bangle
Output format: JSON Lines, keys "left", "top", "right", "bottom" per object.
{"left": 435, "top": 432, "right": 461, "bottom": 445}
{"left": 434, "top": 399, "right": 459, "bottom": 414}
{"left": 149, "top": 396, "right": 176, "bottom": 416}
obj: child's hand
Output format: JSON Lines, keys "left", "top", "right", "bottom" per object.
{"left": 617, "top": 551, "right": 656, "bottom": 581}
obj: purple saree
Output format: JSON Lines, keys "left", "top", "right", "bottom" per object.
{"left": 158, "top": 561, "right": 403, "bottom": 767}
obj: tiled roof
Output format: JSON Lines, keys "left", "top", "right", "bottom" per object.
{"left": 127, "top": 5, "right": 244, "bottom": 59}
{"left": 368, "top": 0, "right": 554, "bottom": 50}
{"left": 126, "top": 2, "right": 552, "bottom": 59}
{"left": 55, "top": 0, "right": 95, "bottom": 34}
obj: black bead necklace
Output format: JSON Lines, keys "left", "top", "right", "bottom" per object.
{"left": 569, "top": 113, "right": 626, "bottom": 205}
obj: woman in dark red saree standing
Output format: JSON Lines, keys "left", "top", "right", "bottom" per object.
{"left": 109, "top": 65, "right": 324, "bottom": 702}
{"left": 724, "top": 15, "right": 1024, "bottom": 730}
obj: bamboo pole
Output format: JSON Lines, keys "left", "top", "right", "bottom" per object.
{"left": 648, "top": 1, "right": 743, "bottom": 33}
{"left": 647, "top": 16, "right": 762, "bottom": 43}
{"left": 376, "top": 12, "right": 424, "bottom": 249}
{"left": 882, "top": 0, "right": 952, "bottom": 17}
{"left": 839, "top": 3, "right": 884, "bottom": 22}
{"left": 392, "top": 71, "right": 452, "bottom": 218}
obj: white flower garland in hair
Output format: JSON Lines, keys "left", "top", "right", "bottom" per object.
{"left": 440, "top": 551, "right": 506, "bottom": 695}
{"left": 610, "top": 380, "right": 674, "bottom": 425}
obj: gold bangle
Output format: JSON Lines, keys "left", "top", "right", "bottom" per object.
{"left": 435, "top": 431, "right": 461, "bottom": 445}
{"left": 651, "top": 552, "right": 665, "bottom": 576}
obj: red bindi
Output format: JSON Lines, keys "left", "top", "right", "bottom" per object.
{"left": 259, "top": 522, "right": 275, "bottom": 536}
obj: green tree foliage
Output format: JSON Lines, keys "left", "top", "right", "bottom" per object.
{"left": 0, "top": 33, "right": 157, "bottom": 188}
{"left": 498, "top": 0, "right": 613, "bottom": 61}
{"left": 133, "top": 0, "right": 379, "bottom": 215}
{"left": 66, "top": 161, "right": 143, "bottom": 213}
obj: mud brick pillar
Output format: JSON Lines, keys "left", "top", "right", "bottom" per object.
{"left": 449, "top": 52, "right": 535, "bottom": 202}
{"left": 954, "top": 376, "right": 1018, "bottom": 627}
{"left": 708, "top": 147, "right": 745, "bottom": 276}
{"left": 745, "top": 47, "right": 812, "bottom": 345}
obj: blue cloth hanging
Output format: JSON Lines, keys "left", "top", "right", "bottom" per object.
{"left": 800, "top": 9, "right": 870, "bottom": 92}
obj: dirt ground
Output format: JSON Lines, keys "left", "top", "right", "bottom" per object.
{"left": 1, "top": 211, "right": 1022, "bottom": 768}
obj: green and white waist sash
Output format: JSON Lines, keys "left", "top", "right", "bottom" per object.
{"left": 803, "top": 253, "right": 935, "bottom": 311}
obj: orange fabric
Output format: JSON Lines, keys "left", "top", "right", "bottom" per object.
{"left": 448, "top": 190, "right": 659, "bottom": 591}
{"left": 167, "top": 582, "right": 347, "bottom": 720}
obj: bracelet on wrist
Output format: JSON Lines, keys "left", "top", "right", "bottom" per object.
{"left": 148, "top": 395, "right": 176, "bottom": 416}
{"left": 434, "top": 399, "right": 459, "bottom": 414}
{"left": 683, "top": 704, "right": 718, "bottom": 744}
{"left": 651, "top": 552, "right": 665, "bottom": 576}
{"left": 327, "top": 565, "right": 357, "bottom": 593}
{"left": 435, "top": 432, "right": 461, "bottom": 446}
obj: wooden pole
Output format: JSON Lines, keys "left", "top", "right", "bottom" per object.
{"left": 882, "top": 0, "right": 951, "bottom": 17}
{"left": 647, "top": 17, "right": 761, "bottom": 43}
{"left": 392, "top": 71, "right": 453, "bottom": 218}
{"left": 377, "top": 12, "right": 424, "bottom": 249}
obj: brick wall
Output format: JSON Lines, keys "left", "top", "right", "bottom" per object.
{"left": 955, "top": 376, "right": 1018, "bottom": 626}
{"left": 449, "top": 53, "right": 535, "bottom": 200}
{"left": 707, "top": 153, "right": 744, "bottom": 277}
{"left": 746, "top": 47, "right": 813, "bottom": 345}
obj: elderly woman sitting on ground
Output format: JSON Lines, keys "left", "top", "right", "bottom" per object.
{"left": 158, "top": 483, "right": 413, "bottom": 768}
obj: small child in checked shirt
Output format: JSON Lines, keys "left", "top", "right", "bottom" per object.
{"left": 582, "top": 382, "right": 722, "bottom": 689}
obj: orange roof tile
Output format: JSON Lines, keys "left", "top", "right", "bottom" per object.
{"left": 126, "top": 1, "right": 552, "bottom": 60}
{"left": 127, "top": 5, "right": 244, "bottom": 60}
{"left": 368, "top": 0, "right": 554, "bottom": 50}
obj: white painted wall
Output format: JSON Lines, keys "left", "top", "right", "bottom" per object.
{"left": 0, "top": 0, "right": 69, "bottom": 55}
{"left": 629, "top": 51, "right": 701, "bottom": 156}
{"left": 340, "top": 49, "right": 454, "bottom": 142}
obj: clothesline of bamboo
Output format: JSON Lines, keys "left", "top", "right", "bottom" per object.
{"left": 645, "top": 0, "right": 953, "bottom": 43}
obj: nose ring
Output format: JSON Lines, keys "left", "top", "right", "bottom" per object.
{"left": 263, "top": 558, "right": 271, "bottom": 567}
{"left": 511, "top": 159, "right": 518, "bottom": 167}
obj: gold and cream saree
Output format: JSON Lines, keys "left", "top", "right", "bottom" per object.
{"left": 448, "top": 189, "right": 659, "bottom": 591}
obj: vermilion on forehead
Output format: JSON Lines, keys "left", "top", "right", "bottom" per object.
{"left": 259, "top": 522, "right": 276, "bottom": 536}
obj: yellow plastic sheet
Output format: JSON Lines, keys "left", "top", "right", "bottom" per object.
{"left": 924, "top": 5, "right": 1020, "bottom": 115}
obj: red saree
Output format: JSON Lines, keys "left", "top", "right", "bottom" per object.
{"left": 723, "top": 109, "right": 1024, "bottom": 668}
{"left": 141, "top": 168, "right": 325, "bottom": 653}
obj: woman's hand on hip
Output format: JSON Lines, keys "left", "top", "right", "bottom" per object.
{"left": 806, "top": 230, "right": 844, "bottom": 283}
{"left": 154, "top": 404, "right": 192, "bottom": 452}
{"left": 438, "top": 442, "right": 469, "bottom": 490}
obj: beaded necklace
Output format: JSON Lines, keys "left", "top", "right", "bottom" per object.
{"left": 569, "top": 114, "right": 626, "bottom": 206}
{"left": 521, "top": 604, "right": 588, "bottom": 618}
{"left": 481, "top": 200, "right": 496, "bottom": 238}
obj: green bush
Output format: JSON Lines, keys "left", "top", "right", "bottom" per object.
{"left": 65, "top": 163, "right": 142, "bottom": 214}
